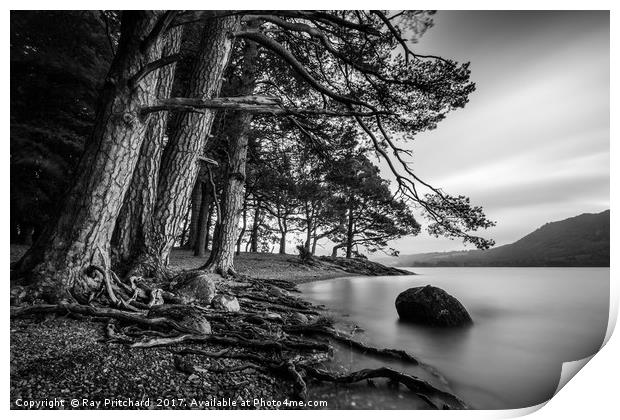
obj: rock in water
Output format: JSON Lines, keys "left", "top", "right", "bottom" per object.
{"left": 170, "top": 271, "right": 218, "bottom": 305}
{"left": 395, "top": 285, "right": 473, "bottom": 327}
{"left": 210, "top": 294, "right": 240, "bottom": 312}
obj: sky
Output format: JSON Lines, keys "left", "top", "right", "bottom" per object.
{"left": 382, "top": 11, "right": 610, "bottom": 255}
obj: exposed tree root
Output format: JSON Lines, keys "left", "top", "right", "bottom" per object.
{"left": 104, "top": 320, "right": 134, "bottom": 344}
{"left": 10, "top": 303, "right": 198, "bottom": 334}
{"left": 11, "top": 269, "right": 468, "bottom": 409}
{"left": 284, "top": 322, "right": 420, "bottom": 364}
{"left": 238, "top": 298, "right": 320, "bottom": 315}
{"left": 174, "top": 348, "right": 316, "bottom": 402}
{"left": 131, "top": 332, "right": 331, "bottom": 353}
{"left": 304, "top": 366, "right": 469, "bottom": 409}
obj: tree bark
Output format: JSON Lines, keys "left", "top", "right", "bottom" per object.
{"left": 14, "top": 12, "right": 167, "bottom": 303}
{"left": 304, "top": 203, "right": 313, "bottom": 251}
{"left": 187, "top": 177, "right": 203, "bottom": 249}
{"left": 346, "top": 205, "right": 355, "bottom": 259}
{"left": 332, "top": 244, "right": 344, "bottom": 258}
{"left": 194, "top": 182, "right": 211, "bottom": 257}
{"left": 111, "top": 25, "right": 183, "bottom": 273}
{"left": 132, "top": 16, "right": 240, "bottom": 277}
{"left": 311, "top": 230, "right": 318, "bottom": 255}
{"left": 178, "top": 201, "right": 192, "bottom": 247}
{"left": 236, "top": 199, "right": 248, "bottom": 255}
{"left": 203, "top": 112, "right": 252, "bottom": 273}
{"left": 203, "top": 31, "right": 259, "bottom": 275}
{"left": 279, "top": 227, "right": 287, "bottom": 254}
{"left": 204, "top": 204, "right": 214, "bottom": 252}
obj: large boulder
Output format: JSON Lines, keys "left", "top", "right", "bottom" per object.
{"left": 210, "top": 294, "right": 240, "bottom": 312}
{"left": 395, "top": 285, "right": 472, "bottom": 327}
{"left": 169, "top": 271, "right": 218, "bottom": 305}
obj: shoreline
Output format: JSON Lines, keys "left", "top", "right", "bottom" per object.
{"left": 166, "top": 248, "right": 414, "bottom": 285}
{"left": 10, "top": 245, "right": 412, "bottom": 285}
{"left": 10, "top": 245, "right": 429, "bottom": 410}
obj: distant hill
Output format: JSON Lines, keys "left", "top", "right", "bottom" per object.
{"left": 381, "top": 210, "right": 610, "bottom": 267}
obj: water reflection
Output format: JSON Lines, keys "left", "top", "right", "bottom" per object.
{"left": 300, "top": 267, "right": 609, "bottom": 409}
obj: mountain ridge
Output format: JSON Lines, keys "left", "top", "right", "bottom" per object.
{"left": 377, "top": 210, "right": 610, "bottom": 267}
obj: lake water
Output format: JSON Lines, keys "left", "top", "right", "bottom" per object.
{"left": 299, "top": 267, "right": 609, "bottom": 409}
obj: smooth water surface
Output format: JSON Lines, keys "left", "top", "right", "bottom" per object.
{"left": 299, "top": 267, "right": 609, "bottom": 409}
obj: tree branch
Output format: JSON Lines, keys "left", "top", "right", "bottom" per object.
{"left": 233, "top": 30, "right": 370, "bottom": 109}
{"left": 252, "top": 11, "right": 382, "bottom": 35}
{"left": 197, "top": 156, "right": 219, "bottom": 166}
{"left": 130, "top": 53, "right": 185, "bottom": 88}
{"left": 141, "top": 11, "right": 177, "bottom": 53}
{"left": 141, "top": 96, "right": 390, "bottom": 117}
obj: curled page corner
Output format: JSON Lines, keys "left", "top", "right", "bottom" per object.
{"left": 550, "top": 287, "right": 616, "bottom": 401}
{"left": 554, "top": 355, "right": 595, "bottom": 396}
{"left": 505, "top": 289, "right": 616, "bottom": 417}
{"left": 491, "top": 355, "right": 600, "bottom": 418}
{"left": 494, "top": 401, "right": 549, "bottom": 418}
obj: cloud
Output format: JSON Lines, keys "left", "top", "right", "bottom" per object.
{"left": 377, "top": 11, "right": 609, "bottom": 254}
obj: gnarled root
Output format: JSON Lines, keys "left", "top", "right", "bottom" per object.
{"left": 284, "top": 322, "right": 419, "bottom": 364}
{"left": 11, "top": 268, "right": 468, "bottom": 410}
{"left": 10, "top": 303, "right": 199, "bottom": 334}
{"left": 304, "top": 366, "right": 469, "bottom": 409}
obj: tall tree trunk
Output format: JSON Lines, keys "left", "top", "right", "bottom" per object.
{"left": 311, "top": 228, "right": 318, "bottom": 255}
{"left": 111, "top": 25, "right": 183, "bottom": 273}
{"left": 203, "top": 114, "right": 251, "bottom": 273}
{"left": 133, "top": 16, "right": 239, "bottom": 277}
{"left": 304, "top": 205, "right": 313, "bottom": 250}
{"left": 332, "top": 244, "right": 343, "bottom": 258}
{"left": 236, "top": 199, "right": 248, "bottom": 256}
{"left": 279, "top": 226, "right": 287, "bottom": 255}
{"left": 204, "top": 33, "right": 258, "bottom": 275}
{"left": 346, "top": 205, "right": 355, "bottom": 259}
{"left": 178, "top": 201, "right": 192, "bottom": 247}
{"left": 249, "top": 200, "right": 261, "bottom": 253}
{"left": 14, "top": 12, "right": 166, "bottom": 303}
{"left": 187, "top": 177, "right": 203, "bottom": 249}
{"left": 194, "top": 182, "right": 211, "bottom": 257}
{"left": 203, "top": 203, "right": 214, "bottom": 252}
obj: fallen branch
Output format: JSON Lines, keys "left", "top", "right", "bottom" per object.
{"left": 141, "top": 96, "right": 390, "bottom": 117}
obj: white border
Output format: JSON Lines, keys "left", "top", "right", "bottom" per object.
{"left": 3, "top": 1, "right": 616, "bottom": 419}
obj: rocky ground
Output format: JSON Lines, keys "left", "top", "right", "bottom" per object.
{"left": 10, "top": 245, "right": 422, "bottom": 410}
{"left": 11, "top": 318, "right": 288, "bottom": 410}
